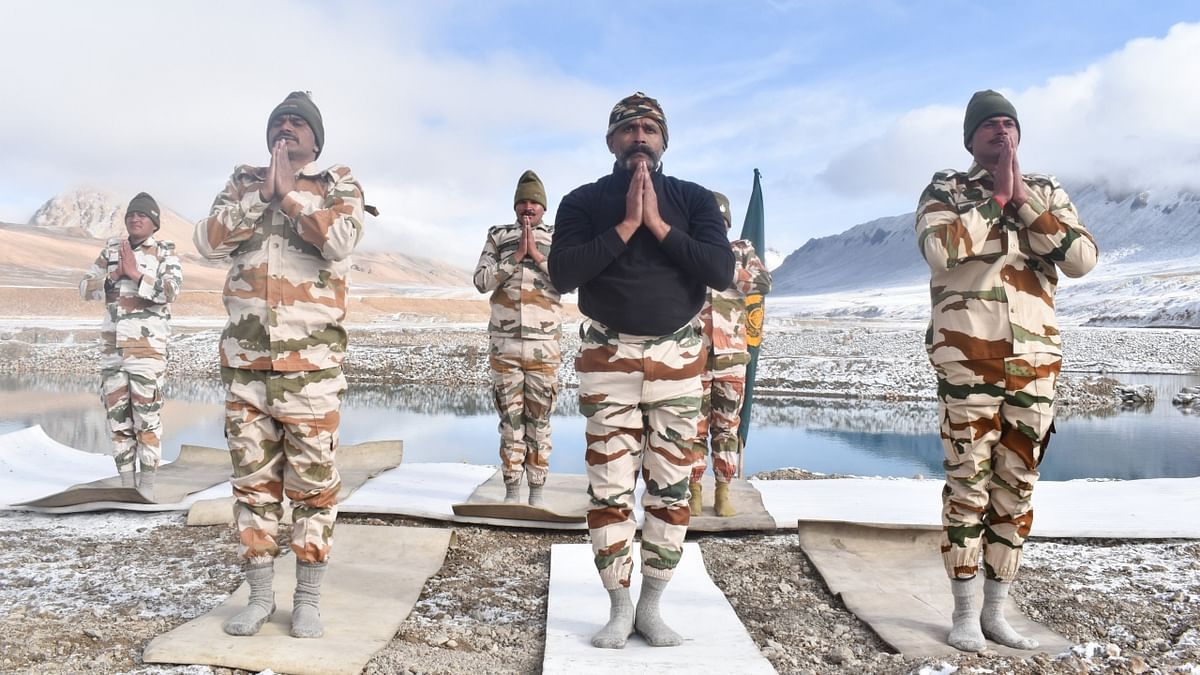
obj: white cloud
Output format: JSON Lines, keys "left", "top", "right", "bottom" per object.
{"left": 0, "top": 1, "right": 614, "bottom": 266}
{"left": 819, "top": 22, "right": 1200, "bottom": 201}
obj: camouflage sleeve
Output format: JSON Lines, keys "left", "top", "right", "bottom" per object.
{"left": 473, "top": 228, "right": 518, "bottom": 293}
{"left": 136, "top": 241, "right": 183, "bottom": 304}
{"left": 915, "top": 170, "right": 999, "bottom": 271}
{"left": 194, "top": 166, "right": 270, "bottom": 261}
{"left": 279, "top": 165, "right": 365, "bottom": 261}
{"left": 739, "top": 242, "right": 773, "bottom": 297}
{"left": 79, "top": 246, "right": 111, "bottom": 301}
{"left": 1014, "top": 176, "right": 1098, "bottom": 279}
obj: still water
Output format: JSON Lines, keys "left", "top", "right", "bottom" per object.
{"left": 1, "top": 373, "right": 1196, "bottom": 481}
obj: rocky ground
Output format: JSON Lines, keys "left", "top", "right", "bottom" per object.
{"left": 0, "top": 502, "right": 1197, "bottom": 675}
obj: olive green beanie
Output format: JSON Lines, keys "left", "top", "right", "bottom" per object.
{"left": 963, "top": 89, "right": 1019, "bottom": 151}
{"left": 127, "top": 192, "right": 161, "bottom": 231}
{"left": 712, "top": 190, "right": 731, "bottom": 228}
{"left": 267, "top": 91, "right": 325, "bottom": 158}
{"left": 514, "top": 170, "right": 547, "bottom": 209}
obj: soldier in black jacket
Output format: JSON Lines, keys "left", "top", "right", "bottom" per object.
{"left": 551, "top": 92, "right": 734, "bottom": 649}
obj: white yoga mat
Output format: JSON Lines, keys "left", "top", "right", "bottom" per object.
{"left": 142, "top": 524, "right": 453, "bottom": 675}
{"left": 0, "top": 425, "right": 121, "bottom": 507}
{"left": 753, "top": 476, "right": 1200, "bottom": 538}
{"left": 543, "top": 543, "right": 776, "bottom": 674}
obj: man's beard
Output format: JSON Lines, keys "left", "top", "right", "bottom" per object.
{"left": 619, "top": 145, "right": 661, "bottom": 170}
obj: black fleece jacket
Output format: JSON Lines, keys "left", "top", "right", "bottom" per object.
{"left": 550, "top": 163, "right": 734, "bottom": 335}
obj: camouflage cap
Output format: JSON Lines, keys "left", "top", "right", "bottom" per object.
{"left": 514, "top": 170, "right": 547, "bottom": 209}
{"left": 127, "top": 192, "right": 161, "bottom": 231}
{"left": 712, "top": 190, "right": 732, "bottom": 228}
{"left": 606, "top": 91, "right": 668, "bottom": 148}
{"left": 963, "top": 89, "right": 1019, "bottom": 151}
{"left": 267, "top": 91, "right": 325, "bottom": 158}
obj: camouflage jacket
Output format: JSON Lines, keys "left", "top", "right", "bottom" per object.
{"left": 916, "top": 163, "right": 1098, "bottom": 365}
{"left": 472, "top": 220, "right": 562, "bottom": 339}
{"left": 79, "top": 235, "right": 183, "bottom": 363}
{"left": 700, "top": 239, "right": 772, "bottom": 355}
{"left": 194, "top": 162, "right": 365, "bottom": 371}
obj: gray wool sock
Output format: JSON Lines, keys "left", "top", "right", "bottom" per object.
{"left": 137, "top": 470, "right": 156, "bottom": 498}
{"left": 948, "top": 577, "right": 985, "bottom": 652}
{"left": 527, "top": 484, "right": 545, "bottom": 508}
{"left": 223, "top": 562, "right": 275, "bottom": 636}
{"left": 982, "top": 578, "right": 1039, "bottom": 649}
{"left": 591, "top": 587, "right": 635, "bottom": 649}
{"left": 119, "top": 471, "right": 135, "bottom": 488}
{"left": 291, "top": 560, "right": 327, "bottom": 638}
{"left": 504, "top": 482, "right": 521, "bottom": 504}
{"left": 635, "top": 576, "right": 682, "bottom": 647}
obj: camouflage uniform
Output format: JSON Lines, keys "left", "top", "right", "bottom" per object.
{"left": 80, "top": 236, "right": 182, "bottom": 474}
{"left": 576, "top": 319, "right": 704, "bottom": 589}
{"left": 691, "top": 239, "right": 772, "bottom": 484}
{"left": 195, "top": 161, "right": 364, "bottom": 564}
{"left": 916, "top": 163, "right": 1097, "bottom": 582}
{"left": 473, "top": 220, "right": 562, "bottom": 487}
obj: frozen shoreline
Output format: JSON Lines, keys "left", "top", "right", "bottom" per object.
{"left": 3, "top": 322, "right": 1197, "bottom": 412}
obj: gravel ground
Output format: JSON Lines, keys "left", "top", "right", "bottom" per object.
{"left": 0, "top": 507, "right": 1196, "bottom": 675}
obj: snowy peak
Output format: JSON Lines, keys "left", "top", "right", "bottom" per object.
{"left": 26, "top": 188, "right": 196, "bottom": 249}
{"left": 772, "top": 180, "right": 1200, "bottom": 296}
{"left": 29, "top": 189, "right": 127, "bottom": 239}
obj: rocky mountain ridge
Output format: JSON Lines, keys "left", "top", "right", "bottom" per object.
{"left": 7, "top": 189, "right": 470, "bottom": 290}
{"left": 772, "top": 181, "right": 1200, "bottom": 295}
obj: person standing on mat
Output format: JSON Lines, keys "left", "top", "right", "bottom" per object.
{"left": 195, "top": 91, "right": 367, "bottom": 639}
{"left": 473, "top": 170, "right": 563, "bottom": 507}
{"left": 915, "top": 89, "right": 1097, "bottom": 651}
{"left": 688, "top": 190, "right": 772, "bottom": 518}
{"left": 551, "top": 91, "right": 734, "bottom": 649}
{"left": 80, "top": 192, "right": 182, "bottom": 498}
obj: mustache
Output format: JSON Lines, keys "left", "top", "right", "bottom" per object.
{"left": 620, "top": 144, "right": 658, "bottom": 161}
{"left": 272, "top": 131, "right": 297, "bottom": 143}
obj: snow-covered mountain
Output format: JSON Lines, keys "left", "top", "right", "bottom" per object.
{"left": 4, "top": 189, "right": 471, "bottom": 290}
{"left": 774, "top": 183, "right": 1200, "bottom": 295}
{"left": 770, "top": 182, "right": 1200, "bottom": 327}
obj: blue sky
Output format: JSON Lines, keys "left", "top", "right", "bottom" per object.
{"left": 1, "top": 1, "right": 1199, "bottom": 266}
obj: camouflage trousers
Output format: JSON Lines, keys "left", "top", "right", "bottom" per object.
{"left": 577, "top": 319, "right": 703, "bottom": 590}
{"left": 222, "top": 366, "right": 346, "bottom": 565}
{"left": 935, "top": 354, "right": 1060, "bottom": 583}
{"left": 489, "top": 336, "right": 561, "bottom": 486}
{"left": 100, "top": 356, "right": 166, "bottom": 474}
{"left": 690, "top": 352, "right": 748, "bottom": 484}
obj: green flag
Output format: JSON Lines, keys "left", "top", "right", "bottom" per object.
{"left": 737, "top": 169, "right": 766, "bottom": 453}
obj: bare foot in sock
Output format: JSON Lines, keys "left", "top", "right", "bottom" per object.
{"left": 223, "top": 563, "right": 275, "bottom": 636}
{"left": 982, "top": 579, "right": 1038, "bottom": 649}
{"left": 982, "top": 613, "right": 1038, "bottom": 649}
{"left": 503, "top": 482, "right": 520, "bottom": 504}
{"left": 948, "top": 578, "right": 984, "bottom": 652}
{"left": 635, "top": 577, "right": 682, "bottom": 647}
{"left": 592, "top": 588, "right": 634, "bottom": 649}
{"left": 527, "top": 484, "right": 545, "bottom": 508}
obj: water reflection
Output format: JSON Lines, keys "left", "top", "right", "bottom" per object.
{"left": 0, "top": 372, "right": 1195, "bottom": 481}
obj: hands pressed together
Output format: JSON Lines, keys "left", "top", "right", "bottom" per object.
{"left": 618, "top": 160, "right": 670, "bottom": 242}
{"left": 992, "top": 135, "right": 1028, "bottom": 211}
{"left": 513, "top": 215, "right": 545, "bottom": 264}
{"left": 110, "top": 240, "right": 143, "bottom": 284}
{"left": 259, "top": 138, "right": 298, "bottom": 204}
